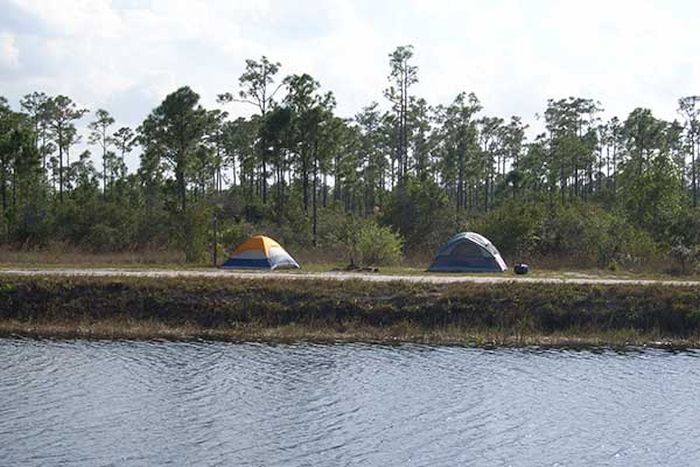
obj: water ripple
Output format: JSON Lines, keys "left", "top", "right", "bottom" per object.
{"left": 2, "top": 338, "right": 700, "bottom": 466}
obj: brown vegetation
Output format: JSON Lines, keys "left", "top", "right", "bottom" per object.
{"left": 0, "top": 275, "right": 699, "bottom": 347}
{"left": 0, "top": 244, "right": 188, "bottom": 266}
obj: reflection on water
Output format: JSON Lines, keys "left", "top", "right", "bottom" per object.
{"left": 1, "top": 338, "right": 700, "bottom": 466}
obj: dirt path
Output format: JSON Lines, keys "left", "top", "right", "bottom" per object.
{"left": 0, "top": 268, "right": 698, "bottom": 287}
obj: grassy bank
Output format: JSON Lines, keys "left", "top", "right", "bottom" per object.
{"left": 1, "top": 275, "right": 700, "bottom": 347}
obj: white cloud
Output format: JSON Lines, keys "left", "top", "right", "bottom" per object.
{"left": 0, "top": 32, "right": 20, "bottom": 69}
{"left": 8, "top": 0, "right": 122, "bottom": 38}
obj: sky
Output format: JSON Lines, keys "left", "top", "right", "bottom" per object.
{"left": 1, "top": 0, "right": 699, "bottom": 168}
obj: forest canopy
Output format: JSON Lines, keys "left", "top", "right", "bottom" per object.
{"left": 0, "top": 45, "right": 699, "bottom": 271}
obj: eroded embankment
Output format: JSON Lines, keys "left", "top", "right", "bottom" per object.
{"left": 0, "top": 275, "right": 699, "bottom": 347}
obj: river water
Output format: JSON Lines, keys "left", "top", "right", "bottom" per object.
{"left": 1, "top": 338, "right": 699, "bottom": 466}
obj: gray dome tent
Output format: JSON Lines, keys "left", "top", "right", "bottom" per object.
{"left": 429, "top": 232, "right": 507, "bottom": 272}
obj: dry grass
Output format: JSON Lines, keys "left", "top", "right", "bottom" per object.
{"left": 0, "top": 274, "right": 699, "bottom": 347}
{"left": 0, "top": 319, "right": 693, "bottom": 349}
{"left": 0, "top": 244, "right": 195, "bottom": 268}
{"left": 0, "top": 244, "right": 697, "bottom": 281}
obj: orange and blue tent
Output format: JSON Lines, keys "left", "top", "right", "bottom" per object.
{"left": 222, "top": 235, "right": 300, "bottom": 270}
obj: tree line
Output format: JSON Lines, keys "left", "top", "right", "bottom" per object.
{"left": 0, "top": 45, "right": 699, "bottom": 268}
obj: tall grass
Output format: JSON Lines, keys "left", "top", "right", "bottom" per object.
{"left": 0, "top": 244, "right": 189, "bottom": 266}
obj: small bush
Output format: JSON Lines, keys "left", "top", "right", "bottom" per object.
{"left": 172, "top": 206, "right": 211, "bottom": 262}
{"left": 469, "top": 201, "right": 544, "bottom": 257}
{"left": 668, "top": 243, "right": 700, "bottom": 275}
{"left": 382, "top": 178, "right": 457, "bottom": 254}
{"left": 470, "top": 201, "right": 657, "bottom": 268}
{"left": 333, "top": 217, "right": 404, "bottom": 267}
{"left": 356, "top": 221, "right": 404, "bottom": 266}
{"left": 85, "top": 223, "right": 125, "bottom": 252}
{"left": 218, "top": 220, "right": 256, "bottom": 254}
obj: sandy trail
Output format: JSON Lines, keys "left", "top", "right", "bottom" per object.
{"left": 0, "top": 268, "right": 698, "bottom": 287}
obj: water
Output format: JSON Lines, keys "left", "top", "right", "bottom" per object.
{"left": 1, "top": 339, "right": 699, "bottom": 466}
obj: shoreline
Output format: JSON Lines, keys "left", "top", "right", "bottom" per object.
{"left": 0, "top": 320, "right": 695, "bottom": 350}
{"left": 1, "top": 274, "right": 699, "bottom": 348}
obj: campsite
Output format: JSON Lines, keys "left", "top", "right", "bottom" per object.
{"left": 218, "top": 231, "right": 508, "bottom": 273}
{"left": 0, "top": 227, "right": 698, "bottom": 348}
{"left": 3, "top": 1, "right": 700, "bottom": 465}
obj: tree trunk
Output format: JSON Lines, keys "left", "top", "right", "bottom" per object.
{"left": 58, "top": 143, "right": 63, "bottom": 204}
{"left": 312, "top": 154, "right": 318, "bottom": 246}
{"left": 12, "top": 162, "right": 17, "bottom": 213}
{"left": 176, "top": 168, "right": 186, "bottom": 211}
{"left": 302, "top": 151, "right": 309, "bottom": 213}
{"left": 103, "top": 146, "right": 107, "bottom": 199}
{"left": 323, "top": 173, "right": 328, "bottom": 208}
{"left": 483, "top": 177, "right": 488, "bottom": 212}
{"left": 1, "top": 168, "right": 6, "bottom": 214}
{"left": 261, "top": 157, "right": 267, "bottom": 204}
{"left": 693, "top": 136, "right": 697, "bottom": 208}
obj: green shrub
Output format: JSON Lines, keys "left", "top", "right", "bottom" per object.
{"left": 668, "top": 243, "right": 700, "bottom": 275}
{"left": 172, "top": 206, "right": 210, "bottom": 262}
{"left": 597, "top": 217, "right": 657, "bottom": 268}
{"left": 470, "top": 201, "right": 657, "bottom": 267}
{"left": 218, "top": 220, "right": 256, "bottom": 254}
{"left": 356, "top": 221, "right": 404, "bottom": 266}
{"left": 332, "top": 217, "right": 403, "bottom": 266}
{"left": 85, "top": 223, "right": 125, "bottom": 252}
{"left": 382, "top": 178, "right": 456, "bottom": 253}
{"left": 668, "top": 207, "right": 700, "bottom": 248}
{"left": 13, "top": 202, "right": 53, "bottom": 247}
{"left": 469, "top": 201, "right": 544, "bottom": 257}
{"left": 132, "top": 209, "right": 172, "bottom": 247}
